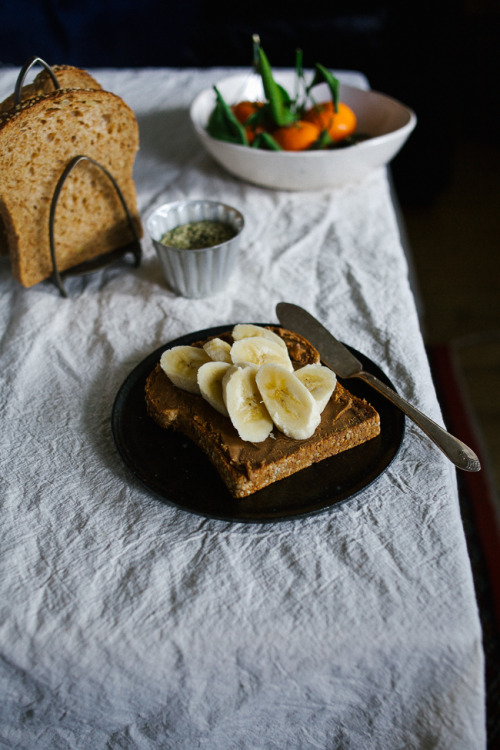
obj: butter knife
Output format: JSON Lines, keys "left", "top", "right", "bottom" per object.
{"left": 276, "top": 302, "right": 480, "bottom": 472}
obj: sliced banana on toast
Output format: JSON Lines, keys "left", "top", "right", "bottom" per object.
{"left": 255, "top": 363, "right": 321, "bottom": 440}
{"left": 294, "top": 364, "right": 337, "bottom": 413}
{"left": 223, "top": 365, "right": 273, "bottom": 442}
{"left": 197, "top": 361, "right": 232, "bottom": 416}
{"left": 230, "top": 335, "right": 293, "bottom": 371}
{"left": 203, "top": 337, "right": 232, "bottom": 363}
{"left": 232, "top": 323, "right": 288, "bottom": 351}
{"left": 159, "top": 326, "right": 336, "bottom": 442}
{"left": 160, "top": 345, "right": 211, "bottom": 394}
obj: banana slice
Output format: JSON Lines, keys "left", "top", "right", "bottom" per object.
{"left": 230, "top": 335, "right": 293, "bottom": 372}
{"left": 232, "top": 323, "right": 288, "bottom": 351}
{"left": 255, "top": 363, "right": 321, "bottom": 440}
{"left": 223, "top": 365, "right": 273, "bottom": 442}
{"left": 294, "top": 364, "right": 337, "bottom": 413}
{"left": 197, "top": 361, "right": 231, "bottom": 416}
{"left": 203, "top": 337, "right": 232, "bottom": 363}
{"left": 160, "top": 345, "right": 211, "bottom": 394}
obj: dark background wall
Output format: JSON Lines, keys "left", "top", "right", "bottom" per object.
{"left": 0, "top": 1, "right": 498, "bottom": 206}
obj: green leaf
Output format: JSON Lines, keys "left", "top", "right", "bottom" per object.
{"left": 276, "top": 82, "right": 292, "bottom": 107}
{"left": 295, "top": 48, "right": 303, "bottom": 79}
{"left": 252, "top": 131, "right": 282, "bottom": 150}
{"left": 207, "top": 87, "right": 248, "bottom": 145}
{"left": 310, "top": 129, "right": 332, "bottom": 150}
{"left": 308, "top": 63, "right": 340, "bottom": 112}
{"left": 257, "top": 46, "right": 295, "bottom": 127}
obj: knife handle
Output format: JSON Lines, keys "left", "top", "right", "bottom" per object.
{"left": 356, "top": 371, "right": 481, "bottom": 472}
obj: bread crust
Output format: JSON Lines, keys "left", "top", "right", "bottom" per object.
{"left": 0, "top": 65, "right": 102, "bottom": 114}
{"left": 0, "top": 87, "right": 141, "bottom": 286}
{"left": 145, "top": 328, "right": 381, "bottom": 498}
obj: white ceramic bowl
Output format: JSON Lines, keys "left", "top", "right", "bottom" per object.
{"left": 190, "top": 72, "right": 417, "bottom": 191}
{"left": 147, "top": 200, "right": 244, "bottom": 298}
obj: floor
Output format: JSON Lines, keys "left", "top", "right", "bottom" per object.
{"left": 399, "top": 136, "right": 500, "bottom": 510}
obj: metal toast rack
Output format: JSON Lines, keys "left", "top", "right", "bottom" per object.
{"left": 14, "top": 57, "right": 142, "bottom": 297}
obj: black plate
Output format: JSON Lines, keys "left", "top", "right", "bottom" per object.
{"left": 111, "top": 325, "right": 405, "bottom": 522}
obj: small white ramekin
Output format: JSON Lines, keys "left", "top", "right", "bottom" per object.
{"left": 147, "top": 199, "right": 244, "bottom": 298}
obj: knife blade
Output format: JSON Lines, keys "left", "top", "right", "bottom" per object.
{"left": 276, "top": 302, "right": 481, "bottom": 472}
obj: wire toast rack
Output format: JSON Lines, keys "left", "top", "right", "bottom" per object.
{"left": 14, "top": 57, "right": 142, "bottom": 297}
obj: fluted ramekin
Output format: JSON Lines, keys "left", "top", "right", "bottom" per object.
{"left": 147, "top": 199, "right": 244, "bottom": 298}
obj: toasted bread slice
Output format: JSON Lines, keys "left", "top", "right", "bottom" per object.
{"left": 0, "top": 64, "right": 103, "bottom": 258}
{"left": 0, "top": 88, "right": 141, "bottom": 287}
{"left": 0, "top": 64, "right": 103, "bottom": 114}
{"left": 145, "top": 327, "right": 381, "bottom": 498}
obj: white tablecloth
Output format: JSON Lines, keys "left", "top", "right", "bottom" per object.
{"left": 0, "top": 67, "right": 485, "bottom": 749}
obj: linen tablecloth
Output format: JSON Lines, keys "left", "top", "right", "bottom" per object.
{"left": 0, "top": 67, "right": 485, "bottom": 749}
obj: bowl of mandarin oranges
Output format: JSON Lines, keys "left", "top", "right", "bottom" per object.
{"left": 190, "top": 36, "right": 417, "bottom": 191}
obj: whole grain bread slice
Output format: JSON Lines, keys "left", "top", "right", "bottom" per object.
{"left": 0, "top": 64, "right": 103, "bottom": 114}
{"left": 145, "top": 327, "right": 381, "bottom": 498}
{"left": 0, "top": 65, "right": 105, "bottom": 259}
{"left": 0, "top": 87, "right": 141, "bottom": 287}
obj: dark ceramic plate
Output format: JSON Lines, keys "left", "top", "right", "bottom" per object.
{"left": 111, "top": 325, "right": 405, "bottom": 522}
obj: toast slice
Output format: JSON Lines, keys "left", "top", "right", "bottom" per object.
{"left": 0, "top": 64, "right": 103, "bottom": 114}
{"left": 145, "top": 327, "right": 381, "bottom": 498}
{"left": 0, "top": 87, "right": 141, "bottom": 287}
{"left": 0, "top": 65, "right": 104, "bottom": 259}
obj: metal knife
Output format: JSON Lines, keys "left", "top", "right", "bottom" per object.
{"left": 276, "top": 302, "right": 480, "bottom": 472}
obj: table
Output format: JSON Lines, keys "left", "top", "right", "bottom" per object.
{"left": 0, "top": 67, "right": 485, "bottom": 749}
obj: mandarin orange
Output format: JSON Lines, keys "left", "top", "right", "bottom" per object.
{"left": 271, "top": 120, "right": 321, "bottom": 151}
{"left": 231, "top": 100, "right": 262, "bottom": 124}
{"left": 304, "top": 101, "right": 357, "bottom": 142}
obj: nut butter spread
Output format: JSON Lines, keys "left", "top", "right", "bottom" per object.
{"left": 145, "top": 361, "right": 355, "bottom": 477}
{"left": 145, "top": 327, "right": 359, "bottom": 477}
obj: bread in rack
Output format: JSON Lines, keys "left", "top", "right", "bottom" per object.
{"left": 0, "top": 64, "right": 103, "bottom": 260}
{"left": 145, "top": 326, "right": 381, "bottom": 498}
{"left": 0, "top": 87, "right": 141, "bottom": 287}
{"left": 0, "top": 64, "right": 102, "bottom": 114}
